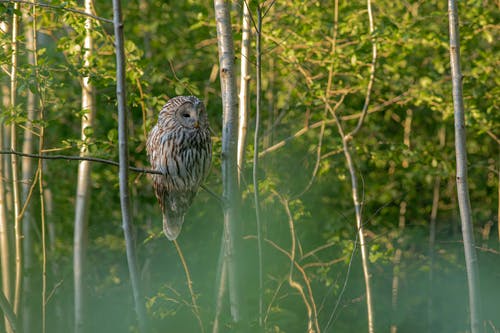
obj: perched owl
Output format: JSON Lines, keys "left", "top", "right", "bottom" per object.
{"left": 146, "top": 96, "right": 212, "bottom": 240}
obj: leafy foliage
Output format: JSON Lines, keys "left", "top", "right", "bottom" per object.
{"left": 0, "top": 0, "right": 498, "bottom": 332}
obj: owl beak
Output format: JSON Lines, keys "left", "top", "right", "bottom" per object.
{"left": 194, "top": 121, "right": 200, "bottom": 128}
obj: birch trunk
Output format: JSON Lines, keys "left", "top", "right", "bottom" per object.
{"left": 74, "top": 1, "right": 95, "bottom": 331}
{"left": 214, "top": 0, "right": 241, "bottom": 322}
{"left": 112, "top": 0, "right": 148, "bottom": 331}
{"left": 237, "top": 0, "right": 251, "bottom": 185}
{"left": 21, "top": 8, "right": 37, "bottom": 333}
{"left": 448, "top": 1, "right": 482, "bottom": 332}
{"left": 0, "top": 126, "right": 11, "bottom": 333}
{"left": 0, "top": 22, "right": 12, "bottom": 331}
{"left": 10, "top": 2, "right": 22, "bottom": 318}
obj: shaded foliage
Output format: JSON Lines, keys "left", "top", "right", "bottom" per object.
{"left": 0, "top": 0, "right": 498, "bottom": 332}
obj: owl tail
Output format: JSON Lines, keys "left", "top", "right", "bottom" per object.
{"left": 162, "top": 213, "right": 184, "bottom": 240}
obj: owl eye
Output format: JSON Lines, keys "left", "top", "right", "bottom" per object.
{"left": 182, "top": 113, "right": 190, "bottom": 118}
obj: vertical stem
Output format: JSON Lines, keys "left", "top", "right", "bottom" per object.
{"left": 10, "top": 2, "right": 22, "bottom": 318}
{"left": 0, "top": 290, "right": 16, "bottom": 333}
{"left": 173, "top": 241, "right": 204, "bottom": 333}
{"left": 214, "top": 0, "right": 241, "bottom": 322}
{"left": 253, "top": 4, "right": 263, "bottom": 327}
{"left": 448, "top": 1, "right": 481, "bottom": 332}
{"left": 237, "top": 0, "right": 251, "bottom": 185}
{"left": 428, "top": 126, "right": 445, "bottom": 333}
{"left": 74, "top": 1, "right": 95, "bottom": 331}
{"left": 112, "top": 1, "right": 147, "bottom": 331}
{"left": 0, "top": 20, "right": 12, "bottom": 332}
{"left": 21, "top": 5, "right": 37, "bottom": 333}
{"left": 0, "top": 42, "right": 12, "bottom": 332}
{"left": 39, "top": 127, "right": 46, "bottom": 333}
{"left": 330, "top": 108, "right": 375, "bottom": 333}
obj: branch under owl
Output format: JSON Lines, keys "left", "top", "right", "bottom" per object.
{"left": 0, "top": 150, "right": 223, "bottom": 204}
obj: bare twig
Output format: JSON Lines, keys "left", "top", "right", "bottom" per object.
{"left": 280, "top": 198, "right": 319, "bottom": 333}
{"left": 259, "top": 92, "right": 409, "bottom": 158}
{"left": 0, "top": 150, "right": 161, "bottom": 174}
{"left": 345, "top": 0, "right": 377, "bottom": 140}
{"left": 0, "top": 0, "right": 113, "bottom": 23}
{"left": 0, "top": 151, "right": 221, "bottom": 203}
{"left": 0, "top": 291, "right": 17, "bottom": 332}
{"left": 173, "top": 240, "right": 204, "bottom": 333}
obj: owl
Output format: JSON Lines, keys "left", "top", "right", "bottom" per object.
{"left": 146, "top": 96, "right": 212, "bottom": 240}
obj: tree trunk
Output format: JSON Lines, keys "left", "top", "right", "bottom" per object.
{"left": 448, "top": 1, "right": 482, "bottom": 332}
{"left": 74, "top": 1, "right": 95, "bottom": 331}
{"left": 213, "top": 0, "right": 241, "bottom": 323}
{"left": 236, "top": 0, "right": 251, "bottom": 185}
{"left": 21, "top": 7, "right": 37, "bottom": 333}
{"left": 112, "top": 1, "right": 148, "bottom": 331}
{"left": 428, "top": 126, "right": 445, "bottom": 333}
{"left": 0, "top": 32, "right": 12, "bottom": 331}
{"left": 391, "top": 109, "right": 412, "bottom": 333}
{"left": 253, "top": 5, "right": 263, "bottom": 327}
{"left": 9, "top": 3, "right": 22, "bottom": 319}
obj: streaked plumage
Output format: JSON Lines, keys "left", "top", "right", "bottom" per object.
{"left": 146, "top": 96, "right": 212, "bottom": 240}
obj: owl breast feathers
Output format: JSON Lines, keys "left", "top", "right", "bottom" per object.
{"left": 146, "top": 96, "right": 212, "bottom": 240}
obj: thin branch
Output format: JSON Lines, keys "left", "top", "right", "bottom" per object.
{"left": 0, "top": 150, "right": 161, "bottom": 174}
{"left": 0, "top": 0, "right": 113, "bottom": 23}
{"left": 173, "top": 240, "right": 204, "bottom": 333}
{"left": 280, "top": 199, "right": 319, "bottom": 333}
{"left": 291, "top": 114, "right": 326, "bottom": 200}
{"left": 345, "top": 0, "right": 377, "bottom": 140}
{"left": 0, "top": 150, "right": 222, "bottom": 202}
{"left": 0, "top": 291, "right": 17, "bottom": 333}
{"left": 259, "top": 92, "right": 408, "bottom": 158}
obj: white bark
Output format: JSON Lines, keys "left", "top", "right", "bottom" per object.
{"left": 74, "top": 1, "right": 95, "bottom": 331}
{"left": 237, "top": 0, "right": 251, "bottom": 185}
{"left": 448, "top": 1, "right": 481, "bottom": 332}
{"left": 10, "top": 2, "right": 22, "bottom": 318}
{"left": 214, "top": 0, "right": 241, "bottom": 322}
{"left": 21, "top": 8, "right": 37, "bottom": 333}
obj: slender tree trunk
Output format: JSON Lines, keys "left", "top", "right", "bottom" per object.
{"left": 0, "top": 290, "right": 16, "bottom": 333}
{"left": 428, "top": 126, "right": 445, "bottom": 333}
{"left": 21, "top": 7, "right": 37, "bottom": 333}
{"left": 330, "top": 107, "right": 375, "bottom": 333}
{"left": 112, "top": 1, "right": 148, "bottom": 331}
{"left": 0, "top": 74, "right": 12, "bottom": 333}
{"left": 213, "top": 0, "right": 241, "bottom": 323}
{"left": 391, "top": 109, "right": 412, "bottom": 333}
{"left": 328, "top": 0, "right": 377, "bottom": 330}
{"left": 448, "top": 1, "right": 482, "bottom": 332}
{"left": 74, "top": 1, "right": 95, "bottom": 331}
{"left": 10, "top": 2, "right": 22, "bottom": 318}
{"left": 1, "top": 20, "right": 12, "bottom": 332}
{"left": 236, "top": 0, "right": 251, "bottom": 185}
{"left": 253, "top": 5, "right": 264, "bottom": 327}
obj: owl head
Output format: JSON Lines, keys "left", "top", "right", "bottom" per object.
{"left": 159, "top": 95, "right": 209, "bottom": 130}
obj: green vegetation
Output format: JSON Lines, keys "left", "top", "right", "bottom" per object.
{"left": 0, "top": 0, "right": 498, "bottom": 332}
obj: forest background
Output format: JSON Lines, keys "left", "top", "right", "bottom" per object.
{"left": 0, "top": 0, "right": 498, "bottom": 332}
